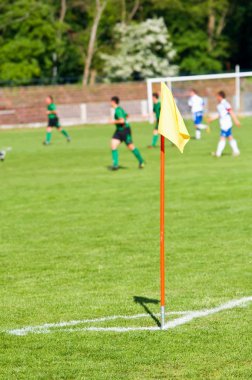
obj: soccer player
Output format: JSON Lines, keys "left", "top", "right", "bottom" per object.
{"left": 110, "top": 96, "right": 144, "bottom": 170}
{"left": 43, "top": 96, "right": 71, "bottom": 145}
{"left": 188, "top": 89, "right": 208, "bottom": 140}
{"left": 148, "top": 92, "right": 161, "bottom": 148}
{"left": 208, "top": 91, "right": 241, "bottom": 157}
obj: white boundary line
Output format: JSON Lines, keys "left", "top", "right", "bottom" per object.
{"left": 6, "top": 296, "right": 252, "bottom": 335}
{"left": 7, "top": 311, "right": 188, "bottom": 336}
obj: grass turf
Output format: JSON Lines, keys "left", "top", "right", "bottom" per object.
{"left": 0, "top": 119, "right": 251, "bottom": 379}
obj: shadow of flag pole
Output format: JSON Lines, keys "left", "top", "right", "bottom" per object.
{"left": 158, "top": 82, "right": 190, "bottom": 330}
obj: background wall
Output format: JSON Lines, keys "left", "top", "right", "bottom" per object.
{"left": 0, "top": 79, "right": 251, "bottom": 128}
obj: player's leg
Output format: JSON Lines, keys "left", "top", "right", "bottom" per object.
{"left": 193, "top": 112, "right": 200, "bottom": 139}
{"left": 127, "top": 143, "right": 144, "bottom": 168}
{"left": 195, "top": 125, "right": 201, "bottom": 140}
{"left": 58, "top": 127, "right": 71, "bottom": 141}
{"left": 198, "top": 122, "right": 210, "bottom": 133}
{"left": 124, "top": 128, "right": 144, "bottom": 167}
{"left": 198, "top": 124, "right": 208, "bottom": 130}
{"left": 215, "top": 136, "right": 226, "bottom": 157}
{"left": 151, "top": 129, "right": 159, "bottom": 147}
{"left": 111, "top": 138, "right": 121, "bottom": 169}
{"left": 57, "top": 119, "right": 71, "bottom": 142}
{"left": 195, "top": 112, "right": 208, "bottom": 139}
{"left": 228, "top": 135, "right": 240, "bottom": 156}
{"left": 44, "top": 126, "right": 52, "bottom": 145}
{"left": 149, "top": 122, "right": 159, "bottom": 148}
{"left": 197, "top": 114, "right": 209, "bottom": 131}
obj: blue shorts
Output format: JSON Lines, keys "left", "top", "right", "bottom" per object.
{"left": 220, "top": 128, "right": 232, "bottom": 138}
{"left": 194, "top": 111, "right": 203, "bottom": 125}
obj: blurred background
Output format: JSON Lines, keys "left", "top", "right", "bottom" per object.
{"left": 0, "top": 0, "right": 252, "bottom": 127}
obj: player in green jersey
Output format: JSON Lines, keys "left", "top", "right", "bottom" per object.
{"left": 148, "top": 93, "right": 161, "bottom": 148}
{"left": 43, "top": 96, "right": 71, "bottom": 145}
{"left": 110, "top": 96, "right": 145, "bottom": 170}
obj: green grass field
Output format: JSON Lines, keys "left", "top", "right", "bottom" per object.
{"left": 0, "top": 119, "right": 251, "bottom": 379}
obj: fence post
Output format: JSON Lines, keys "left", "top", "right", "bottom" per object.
{"left": 235, "top": 65, "right": 240, "bottom": 112}
{"left": 141, "top": 100, "right": 148, "bottom": 118}
{"left": 80, "top": 103, "right": 87, "bottom": 124}
{"left": 147, "top": 79, "right": 154, "bottom": 123}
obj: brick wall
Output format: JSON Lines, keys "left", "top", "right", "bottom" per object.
{"left": 0, "top": 82, "right": 147, "bottom": 125}
{"left": 0, "top": 79, "right": 249, "bottom": 127}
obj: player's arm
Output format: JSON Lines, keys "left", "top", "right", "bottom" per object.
{"left": 109, "top": 118, "right": 125, "bottom": 125}
{"left": 47, "top": 105, "right": 57, "bottom": 116}
{"left": 229, "top": 109, "right": 241, "bottom": 127}
{"left": 207, "top": 114, "right": 219, "bottom": 123}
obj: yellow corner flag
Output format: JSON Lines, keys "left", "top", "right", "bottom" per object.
{"left": 158, "top": 82, "right": 190, "bottom": 153}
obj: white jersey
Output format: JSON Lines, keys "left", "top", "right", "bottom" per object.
{"left": 217, "top": 99, "right": 232, "bottom": 131}
{"left": 188, "top": 94, "right": 204, "bottom": 113}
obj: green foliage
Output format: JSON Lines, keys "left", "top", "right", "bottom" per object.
{"left": 225, "top": 0, "right": 252, "bottom": 69}
{"left": 56, "top": 0, "right": 89, "bottom": 81}
{"left": 175, "top": 29, "right": 228, "bottom": 74}
{"left": 140, "top": 0, "right": 232, "bottom": 74}
{"left": 0, "top": 0, "right": 58, "bottom": 83}
{"left": 0, "top": 0, "right": 251, "bottom": 83}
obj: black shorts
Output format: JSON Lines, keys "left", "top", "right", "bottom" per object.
{"left": 48, "top": 116, "right": 60, "bottom": 128}
{"left": 113, "top": 127, "right": 133, "bottom": 145}
{"left": 154, "top": 119, "right": 159, "bottom": 130}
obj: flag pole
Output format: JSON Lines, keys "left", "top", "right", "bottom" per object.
{"left": 160, "top": 134, "right": 165, "bottom": 329}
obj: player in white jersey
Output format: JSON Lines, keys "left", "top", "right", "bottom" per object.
{"left": 188, "top": 89, "right": 209, "bottom": 140}
{"left": 208, "top": 91, "right": 241, "bottom": 157}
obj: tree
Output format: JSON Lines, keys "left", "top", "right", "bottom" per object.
{"left": 59, "top": 0, "right": 67, "bottom": 24}
{"left": 83, "top": 0, "right": 107, "bottom": 85}
{"left": 101, "top": 18, "right": 178, "bottom": 82}
{"left": 121, "top": 0, "right": 141, "bottom": 23}
{"left": 53, "top": 0, "right": 89, "bottom": 82}
{"left": 207, "top": 0, "right": 230, "bottom": 52}
{"left": 223, "top": 0, "right": 252, "bottom": 69}
{"left": 53, "top": 0, "right": 68, "bottom": 81}
{"left": 139, "top": 0, "right": 234, "bottom": 74}
{"left": 0, "top": 0, "right": 58, "bottom": 83}
{"left": 0, "top": 0, "right": 251, "bottom": 83}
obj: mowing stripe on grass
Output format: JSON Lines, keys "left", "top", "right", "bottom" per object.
{"left": 6, "top": 296, "right": 252, "bottom": 335}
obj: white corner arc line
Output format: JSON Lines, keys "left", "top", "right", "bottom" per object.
{"left": 6, "top": 296, "right": 252, "bottom": 335}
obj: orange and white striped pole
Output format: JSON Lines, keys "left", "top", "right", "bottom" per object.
{"left": 160, "top": 134, "right": 165, "bottom": 329}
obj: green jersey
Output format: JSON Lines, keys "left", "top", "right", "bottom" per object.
{"left": 153, "top": 101, "right": 161, "bottom": 121}
{"left": 114, "top": 106, "right": 130, "bottom": 131}
{"left": 48, "top": 103, "right": 57, "bottom": 119}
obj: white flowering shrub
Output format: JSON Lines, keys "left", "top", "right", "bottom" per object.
{"left": 101, "top": 18, "right": 178, "bottom": 82}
